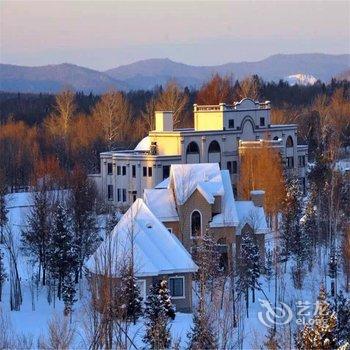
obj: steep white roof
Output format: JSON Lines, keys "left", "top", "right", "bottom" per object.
{"left": 235, "top": 201, "right": 269, "bottom": 234}
{"left": 210, "top": 170, "right": 239, "bottom": 228}
{"left": 134, "top": 136, "right": 151, "bottom": 151}
{"left": 155, "top": 177, "right": 169, "bottom": 189}
{"left": 87, "top": 199, "right": 197, "bottom": 277}
{"left": 144, "top": 188, "right": 179, "bottom": 222}
{"left": 169, "top": 163, "right": 224, "bottom": 205}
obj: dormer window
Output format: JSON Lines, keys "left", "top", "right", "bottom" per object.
{"left": 229, "top": 119, "right": 234, "bottom": 129}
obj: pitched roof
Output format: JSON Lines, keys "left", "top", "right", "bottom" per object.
{"left": 235, "top": 201, "right": 269, "bottom": 234}
{"left": 87, "top": 198, "right": 197, "bottom": 277}
{"left": 169, "top": 163, "right": 224, "bottom": 205}
{"left": 144, "top": 188, "right": 179, "bottom": 222}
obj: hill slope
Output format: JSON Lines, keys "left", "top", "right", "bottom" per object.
{"left": 105, "top": 53, "right": 350, "bottom": 89}
{"left": 0, "top": 63, "right": 129, "bottom": 93}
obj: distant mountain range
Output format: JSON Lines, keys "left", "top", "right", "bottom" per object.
{"left": 1, "top": 53, "right": 349, "bottom": 93}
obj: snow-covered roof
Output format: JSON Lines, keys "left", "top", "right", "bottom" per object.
{"left": 169, "top": 163, "right": 224, "bottom": 205}
{"left": 144, "top": 188, "right": 179, "bottom": 222}
{"left": 210, "top": 170, "right": 239, "bottom": 228}
{"left": 87, "top": 199, "right": 197, "bottom": 277}
{"left": 134, "top": 136, "right": 151, "bottom": 151}
{"left": 155, "top": 177, "right": 169, "bottom": 189}
{"left": 235, "top": 201, "right": 269, "bottom": 234}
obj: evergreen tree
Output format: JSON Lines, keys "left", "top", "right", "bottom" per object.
{"left": 158, "top": 279, "right": 175, "bottom": 320}
{"left": 143, "top": 279, "right": 173, "bottom": 349}
{"left": 187, "top": 310, "right": 217, "bottom": 350}
{"left": 62, "top": 273, "right": 77, "bottom": 316}
{"left": 236, "top": 228, "right": 260, "bottom": 316}
{"left": 0, "top": 249, "right": 6, "bottom": 301}
{"left": 47, "top": 203, "right": 77, "bottom": 300}
{"left": 120, "top": 265, "right": 143, "bottom": 324}
{"left": 67, "top": 167, "right": 99, "bottom": 282}
{"left": 335, "top": 291, "right": 350, "bottom": 345}
{"left": 297, "top": 286, "right": 337, "bottom": 349}
{"left": 21, "top": 189, "right": 52, "bottom": 285}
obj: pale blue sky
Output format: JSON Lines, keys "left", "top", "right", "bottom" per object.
{"left": 1, "top": 1, "right": 349, "bottom": 70}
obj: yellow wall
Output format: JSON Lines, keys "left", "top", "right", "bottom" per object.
{"left": 150, "top": 135, "right": 182, "bottom": 155}
{"left": 194, "top": 111, "right": 223, "bottom": 131}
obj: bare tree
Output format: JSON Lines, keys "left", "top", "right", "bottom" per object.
{"left": 93, "top": 91, "right": 131, "bottom": 150}
{"left": 236, "top": 76, "right": 260, "bottom": 101}
{"left": 155, "top": 81, "right": 189, "bottom": 128}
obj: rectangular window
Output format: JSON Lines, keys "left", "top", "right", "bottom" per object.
{"left": 107, "top": 163, "right": 113, "bottom": 175}
{"left": 117, "top": 188, "right": 121, "bottom": 202}
{"left": 232, "top": 161, "right": 237, "bottom": 174}
{"left": 287, "top": 157, "right": 294, "bottom": 169}
{"left": 132, "top": 165, "right": 136, "bottom": 178}
{"left": 122, "top": 166, "right": 126, "bottom": 176}
{"left": 228, "top": 119, "right": 234, "bottom": 129}
{"left": 148, "top": 167, "right": 152, "bottom": 177}
{"left": 299, "top": 155, "right": 306, "bottom": 167}
{"left": 122, "top": 189, "right": 126, "bottom": 202}
{"left": 107, "top": 185, "right": 113, "bottom": 201}
{"left": 169, "top": 277, "right": 184, "bottom": 298}
{"left": 143, "top": 166, "right": 147, "bottom": 177}
{"left": 163, "top": 165, "right": 170, "bottom": 180}
{"left": 227, "top": 161, "right": 232, "bottom": 174}
{"left": 117, "top": 166, "right": 121, "bottom": 176}
{"left": 260, "top": 117, "right": 265, "bottom": 126}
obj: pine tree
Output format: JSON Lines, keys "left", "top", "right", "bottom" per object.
{"left": 335, "top": 291, "right": 350, "bottom": 345}
{"left": 297, "top": 286, "right": 337, "bottom": 349}
{"left": 187, "top": 311, "right": 217, "bottom": 350}
{"left": 67, "top": 167, "right": 99, "bottom": 282}
{"left": 158, "top": 279, "right": 175, "bottom": 320}
{"left": 0, "top": 249, "right": 6, "bottom": 301}
{"left": 47, "top": 203, "right": 77, "bottom": 300}
{"left": 21, "top": 189, "right": 52, "bottom": 285}
{"left": 62, "top": 273, "right": 76, "bottom": 316}
{"left": 120, "top": 265, "right": 143, "bottom": 324}
{"left": 237, "top": 227, "right": 260, "bottom": 316}
{"left": 143, "top": 280, "right": 173, "bottom": 349}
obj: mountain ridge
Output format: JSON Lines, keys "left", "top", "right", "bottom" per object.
{"left": 1, "top": 53, "right": 349, "bottom": 93}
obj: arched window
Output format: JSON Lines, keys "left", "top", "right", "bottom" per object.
{"left": 186, "top": 142, "right": 200, "bottom": 154}
{"left": 286, "top": 136, "right": 294, "bottom": 148}
{"left": 186, "top": 141, "right": 200, "bottom": 164}
{"left": 208, "top": 140, "right": 221, "bottom": 153}
{"left": 208, "top": 140, "right": 221, "bottom": 166}
{"left": 191, "top": 210, "right": 202, "bottom": 237}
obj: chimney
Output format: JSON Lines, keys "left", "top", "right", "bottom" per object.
{"left": 155, "top": 111, "right": 173, "bottom": 132}
{"left": 250, "top": 190, "right": 265, "bottom": 207}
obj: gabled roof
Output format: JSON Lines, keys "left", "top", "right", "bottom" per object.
{"left": 210, "top": 170, "right": 239, "bottom": 228}
{"left": 235, "top": 201, "right": 269, "bottom": 234}
{"left": 169, "top": 163, "right": 224, "bottom": 205}
{"left": 144, "top": 188, "right": 179, "bottom": 222}
{"left": 87, "top": 199, "right": 197, "bottom": 277}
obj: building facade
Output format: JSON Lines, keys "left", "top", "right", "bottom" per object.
{"left": 91, "top": 98, "right": 308, "bottom": 207}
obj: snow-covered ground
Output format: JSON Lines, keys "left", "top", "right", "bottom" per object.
{"left": 1, "top": 192, "right": 348, "bottom": 349}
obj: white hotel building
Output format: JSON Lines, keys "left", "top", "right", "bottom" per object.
{"left": 90, "top": 98, "right": 308, "bottom": 207}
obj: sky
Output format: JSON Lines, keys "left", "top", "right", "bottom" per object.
{"left": 1, "top": 1, "right": 349, "bottom": 71}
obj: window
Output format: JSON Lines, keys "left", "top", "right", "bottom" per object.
{"left": 167, "top": 227, "right": 172, "bottom": 233}
{"left": 232, "top": 161, "right": 237, "bottom": 174}
{"left": 148, "top": 167, "right": 152, "bottom": 177}
{"left": 260, "top": 117, "right": 265, "bottom": 126}
{"left": 287, "top": 157, "right": 294, "bottom": 168}
{"left": 122, "top": 166, "right": 126, "bottom": 176}
{"left": 286, "top": 136, "right": 294, "bottom": 148}
{"left": 169, "top": 277, "right": 184, "bottom": 298}
{"left": 186, "top": 142, "right": 200, "bottom": 154}
{"left": 227, "top": 161, "right": 232, "bottom": 174}
{"left": 143, "top": 166, "right": 147, "bottom": 177}
{"left": 107, "top": 185, "right": 113, "bottom": 201}
{"left": 132, "top": 165, "right": 136, "bottom": 178}
{"left": 117, "top": 188, "right": 121, "bottom": 202}
{"left": 107, "top": 163, "right": 113, "bottom": 175}
{"left": 133, "top": 194, "right": 137, "bottom": 202}
{"left": 117, "top": 166, "right": 121, "bottom": 175}
{"left": 122, "top": 189, "right": 126, "bottom": 202}
{"left": 228, "top": 119, "right": 234, "bottom": 129}
{"left": 163, "top": 165, "right": 170, "bottom": 179}
{"left": 191, "top": 210, "right": 202, "bottom": 237}
{"left": 299, "top": 155, "right": 306, "bottom": 167}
